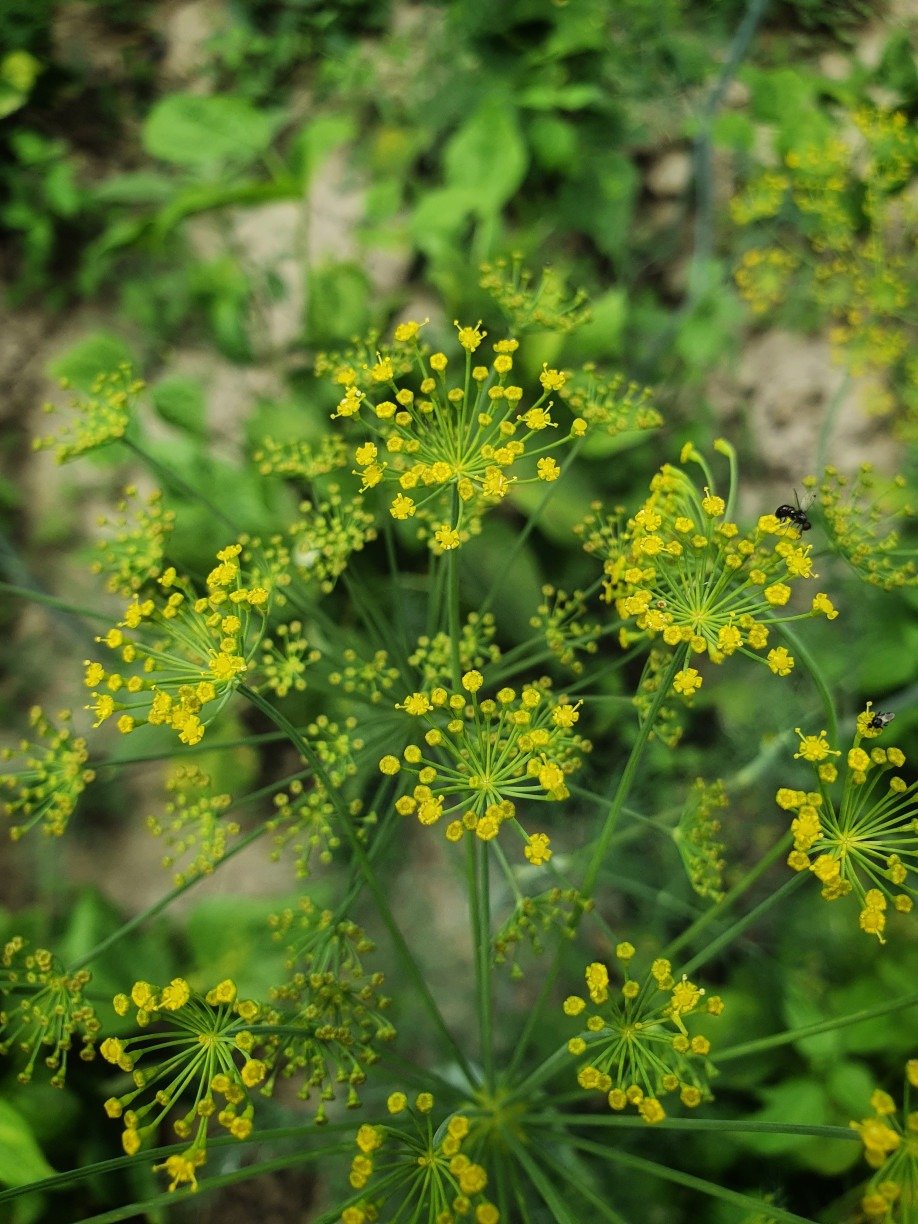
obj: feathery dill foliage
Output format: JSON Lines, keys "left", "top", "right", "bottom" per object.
{"left": 6, "top": 270, "right": 918, "bottom": 1224}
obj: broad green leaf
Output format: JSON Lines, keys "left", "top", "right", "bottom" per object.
{"left": 151, "top": 376, "right": 206, "bottom": 438}
{"left": 0, "top": 1100, "right": 55, "bottom": 1188}
{"left": 142, "top": 93, "right": 280, "bottom": 168}
{"left": 443, "top": 96, "right": 528, "bottom": 218}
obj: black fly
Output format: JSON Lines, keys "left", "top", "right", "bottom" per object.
{"left": 868, "top": 710, "right": 895, "bottom": 730}
{"left": 775, "top": 490, "right": 814, "bottom": 534}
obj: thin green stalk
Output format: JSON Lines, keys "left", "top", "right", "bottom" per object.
{"left": 663, "top": 832, "right": 792, "bottom": 961}
{"left": 778, "top": 622, "right": 838, "bottom": 744}
{"left": 567, "top": 1136, "right": 821, "bottom": 1224}
{"left": 478, "top": 839, "right": 494, "bottom": 1088}
{"left": 0, "top": 579, "right": 112, "bottom": 622}
{"left": 240, "top": 684, "right": 476, "bottom": 1086}
{"left": 505, "top": 1135, "right": 600, "bottom": 1224}
{"left": 66, "top": 823, "right": 268, "bottom": 973}
{"left": 815, "top": 372, "right": 852, "bottom": 475}
{"left": 583, "top": 651, "right": 683, "bottom": 895}
{"left": 479, "top": 437, "right": 584, "bottom": 618}
{"left": 715, "top": 990, "right": 918, "bottom": 1064}
{"left": 679, "top": 872, "right": 807, "bottom": 978}
{"left": 541, "top": 1113, "right": 857, "bottom": 1140}
{"left": 121, "top": 437, "right": 243, "bottom": 537}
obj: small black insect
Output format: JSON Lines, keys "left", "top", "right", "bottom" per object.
{"left": 868, "top": 710, "right": 895, "bottom": 730}
{"left": 775, "top": 490, "right": 814, "bottom": 534}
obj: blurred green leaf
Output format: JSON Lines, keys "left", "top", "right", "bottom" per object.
{"left": 0, "top": 1099, "right": 55, "bottom": 1188}
{"left": 443, "top": 95, "right": 528, "bottom": 217}
{"left": 46, "top": 333, "right": 135, "bottom": 390}
{"left": 151, "top": 376, "right": 206, "bottom": 438}
{"left": 142, "top": 93, "right": 281, "bottom": 168}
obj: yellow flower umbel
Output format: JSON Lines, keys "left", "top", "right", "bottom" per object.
{"left": 563, "top": 947, "right": 723, "bottom": 1124}
{"left": 84, "top": 544, "right": 269, "bottom": 746}
{"left": 339, "top": 1093, "right": 499, "bottom": 1224}
{"left": 33, "top": 364, "right": 143, "bottom": 461}
{"left": 382, "top": 674, "right": 588, "bottom": 855}
{"left": 324, "top": 320, "right": 652, "bottom": 552}
{"left": 100, "top": 978, "right": 269, "bottom": 1188}
{"left": 586, "top": 443, "right": 836, "bottom": 692}
{"left": 850, "top": 1060, "right": 918, "bottom": 1222}
{"left": 0, "top": 937, "right": 99, "bottom": 1086}
{"left": 1, "top": 706, "right": 95, "bottom": 839}
{"left": 781, "top": 708, "right": 917, "bottom": 941}
{"left": 478, "top": 256, "right": 591, "bottom": 335}
{"left": 673, "top": 778, "right": 728, "bottom": 903}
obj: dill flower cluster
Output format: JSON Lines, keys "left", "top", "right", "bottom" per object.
{"left": 815, "top": 465, "right": 916, "bottom": 591}
{"left": 0, "top": 937, "right": 99, "bottom": 1086}
{"left": 252, "top": 432, "right": 348, "bottom": 481}
{"left": 0, "top": 706, "right": 95, "bottom": 839}
{"left": 84, "top": 544, "right": 270, "bottom": 746}
{"left": 850, "top": 1060, "right": 918, "bottom": 1222}
{"left": 322, "top": 319, "right": 656, "bottom": 552}
{"left": 380, "top": 672, "right": 588, "bottom": 856}
{"left": 100, "top": 977, "right": 268, "bottom": 1188}
{"left": 408, "top": 613, "right": 502, "bottom": 689}
{"left": 267, "top": 899, "right": 395, "bottom": 1118}
{"left": 341, "top": 1093, "right": 498, "bottom": 1224}
{"left": 780, "top": 708, "right": 916, "bottom": 941}
{"left": 564, "top": 947, "right": 723, "bottom": 1124}
{"left": 91, "top": 486, "right": 176, "bottom": 595}
{"left": 145, "top": 765, "right": 237, "bottom": 886}
{"left": 33, "top": 364, "right": 144, "bottom": 461}
{"left": 584, "top": 443, "right": 838, "bottom": 691}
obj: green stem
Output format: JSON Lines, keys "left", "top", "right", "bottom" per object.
{"left": 583, "top": 651, "right": 683, "bottom": 895}
{"left": 240, "top": 684, "right": 476, "bottom": 1086}
{"left": 66, "top": 824, "right": 268, "bottom": 973}
{"left": 778, "top": 622, "right": 838, "bottom": 744}
{"left": 479, "top": 438, "right": 584, "bottom": 618}
{"left": 715, "top": 990, "right": 918, "bottom": 1064}
{"left": 541, "top": 1113, "right": 857, "bottom": 1140}
{"left": 662, "top": 832, "right": 792, "bottom": 962}
{"left": 121, "top": 437, "right": 243, "bottom": 537}
{"left": 567, "top": 1136, "right": 822, "bottom": 1224}
{"left": 0, "top": 580, "right": 112, "bottom": 623}
{"left": 679, "top": 873, "right": 806, "bottom": 978}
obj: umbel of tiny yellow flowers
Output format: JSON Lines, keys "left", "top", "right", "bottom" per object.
{"left": 100, "top": 978, "right": 268, "bottom": 1190}
{"left": 780, "top": 707, "right": 916, "bottom": 942}
{"left": 340, "top": 1092, "right": 499, "bottom": 1224}
{"left": 0, "top": 936, "right": 99, "bottom": 1087}
{"left": 84, "top": 544, "right": 270, "bottom": 746}
{"left": 850, "top": 1060, "right": 918, "bottom": 1222}
{"left": 584, "top": 442, "right": 838, "bottom": 692}
{"left": 380, "top": 672, "right": 588, "bottom": 854}
{"left": 324, "top": 319, "right": 656, "bottom": 553}
{"left": 563, "top": 947, "right": 723, "bottom": 1124}
{"left": 0, "top": 706, "right": 95, "bottom": 839}
{"left": 33, "top": 364, "right": 143, "bottom": 462}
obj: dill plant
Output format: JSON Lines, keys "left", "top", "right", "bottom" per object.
{"left": 0, "top": 300, "right": 916, "bottom": 1224}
